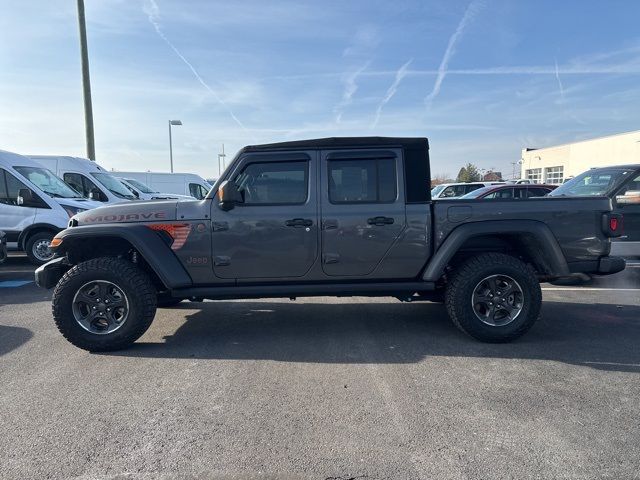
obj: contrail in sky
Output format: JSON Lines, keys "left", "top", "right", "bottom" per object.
{"left": 371, "top": 59, "right": 412, "bottom": 128}
{"left": 143, "top": 0, "right": 246, "bottom": 130}
{"left": 335, "top": 62, "right": 370, "bottom": 123}
{"left": 554, "top": 58, "right": 565, "bottom": 101}
{"left": 425, "top": 0, "right": 484, "bottom": 110}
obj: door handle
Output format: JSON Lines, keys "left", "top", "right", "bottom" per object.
{"left": 367, "top": 216, "right": 394, "bottom": 226}
{"left": 285, "top": 218, "right": 313, "bottom": 228}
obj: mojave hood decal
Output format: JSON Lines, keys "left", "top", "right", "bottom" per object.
{"left": 72, "top": 200, "right": 178, "bottom": 225}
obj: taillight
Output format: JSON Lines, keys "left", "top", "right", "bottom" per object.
{"left": 602, "top": 213, "right": 623, "bottom": 238}
{"left": 147, "top": 223, "right": 191, "bottom": 250}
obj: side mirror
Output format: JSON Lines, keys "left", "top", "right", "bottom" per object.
{"left": 217, "top": 180, "right": 243, "bottom": 211}
{"left": 616, "top": 190, "right": 640, "bottom": 205}
{"left": 89, "top": 188, "right": 103, "bottom": 201}
{"left": 17, "top": 188, "right": 34, "bottom": 206}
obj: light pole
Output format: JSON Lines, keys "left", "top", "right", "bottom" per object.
{"left": 217, "top": 144, "right": 226, "bottom": 177}
{"left": 168, "top": 119, "right": 182, "bottom": 173}
{"left": 76, "top": 0, "right": 95, "bottom": 160}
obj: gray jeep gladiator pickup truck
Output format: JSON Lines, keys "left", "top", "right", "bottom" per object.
{"left": 35, "top": 137, "right": 625, "bottom": 351}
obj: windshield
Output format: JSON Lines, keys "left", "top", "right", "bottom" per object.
{"left": 124, "top": 178, "right": 157, "bottom": 194}
{"left": 14, "top": 166, "right": 82, "bottom": 199}
{"left": 431, "top": 185, "right": 446, "bottom": 196}
{"left": 90, "top": 172, "right": 136, "bottom": 199}
{"left": 549, "top": 168, "right": 636, "bottom": 197}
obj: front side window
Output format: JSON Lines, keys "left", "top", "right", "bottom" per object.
{"left": 234, "top": 161, "right": 308, "bottom": 205}
{"left": 329, "top": 158, "right": 396, "bottom": 203}
{"left": 14, "top": 166, "right": 81, "bottom": 199}
{"left": 0, "top": 169, "right": 38, "bottom": 207}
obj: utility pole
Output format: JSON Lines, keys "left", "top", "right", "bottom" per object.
{"left": 76, "top": 0, "right": 95, "bottom": 160}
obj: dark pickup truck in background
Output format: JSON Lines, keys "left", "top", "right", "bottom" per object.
{"left": 35, "top": 137, "right": 625, "bottom": 351}
{"left": 548, "top": 164, "right": 640, "bottom": 258}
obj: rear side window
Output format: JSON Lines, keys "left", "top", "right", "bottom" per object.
{"left": 329, "top": 158, "right": 397, "bottom": 203}
{"left": 234, "top": 161, "right": 308, "bottom": 205}
{"left": 465, "top": 184, "right": 484, "bottom": 194}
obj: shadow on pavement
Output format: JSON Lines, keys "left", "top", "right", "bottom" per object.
{"left": 104, "top": 300, "right": 640, "bottom": 372}
{"left": 0, "top": 325, "right": 33, "bottom": 356}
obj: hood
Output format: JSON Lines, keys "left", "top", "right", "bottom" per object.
{"left": 57, "top": 197, "right": 103, "bottom": 210}
{"left": 71, "top": 199, "right": 178, "bottom": 226}
{"left": 149, "top": 193, "right": 196, "bottom": 202}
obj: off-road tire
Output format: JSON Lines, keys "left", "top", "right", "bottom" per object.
{"left": 445, "top": 253, "right": 541, "bottom": 342}
{"left": 52, "top": 257, "right": 157, "bottom": 351}
{"left": 25, "top": 231, "right": 55, "bottom": 265}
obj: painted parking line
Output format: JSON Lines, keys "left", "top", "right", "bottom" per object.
{"left": 0, "top": 280, "right": 33, "bottom": 288}
{"left": 542, "top": 287, "right": 639, "bottom": 292}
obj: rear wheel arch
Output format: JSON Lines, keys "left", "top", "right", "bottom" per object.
{"left": 422, "top": 220, "right": 570, "bottom": 282}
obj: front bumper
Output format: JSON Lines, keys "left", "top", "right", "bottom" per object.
{"left": 34, "top": 257, "right": 68, "bottom": 289}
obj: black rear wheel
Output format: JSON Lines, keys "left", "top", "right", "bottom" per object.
{"left": 445, "top": 253, "right": 541, "bottom": 342}
{"left": 52, "top": 257, "right": 157, "bottom": 351}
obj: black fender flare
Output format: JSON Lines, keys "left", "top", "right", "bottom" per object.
{"left": 18, "top": 223, "right": 62, "bottom": 249}
{"left": 422, "top": 220, "right": 570, "bottom": 281}
{"left": 53, "top": 224, "right": 192, "bottom": 289}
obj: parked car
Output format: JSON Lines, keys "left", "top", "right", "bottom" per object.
{"left": 117, "top": 177, "right": 195, "bottom": 202}
{"left": 35, "top": 137, "right": 624, "bottom": 351}
{"left": 431, "top": 181, "right": 505, "bottom": 199}
{"left": 1, "top": 150, "right": 101, "bottom": 264}
{"left": 28, "top": 156, "right": 137, "bottom": 204}
{"left": 549, "top": 165, "right": 640, "bottom": 258}
{"left": 459, "top": 184, "right": 557, "bottom": 199}
{"left": 114, "top": 172, "right": 212, "bottom": 200}
{"left": 0, "top": 230, "right": 7, "bottom": 264}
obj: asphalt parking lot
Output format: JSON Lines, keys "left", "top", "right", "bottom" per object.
{"left": 1, "top": 255, "right": 639, "bottom": 480}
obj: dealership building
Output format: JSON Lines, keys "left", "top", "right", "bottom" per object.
{"left": 520, "top": 129, "right": 640, "bottom": 184}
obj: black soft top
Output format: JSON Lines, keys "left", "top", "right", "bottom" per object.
{"left": 237, "top": 136, "right": 431, "bottom": 203}
{"left": 240, "top": 136, "right": 428, "bottom": 153}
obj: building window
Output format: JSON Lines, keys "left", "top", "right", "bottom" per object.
{"left": 545, "top": 166, "right": 564, "bottom": 185}
{"left": 525, "top": 168, "right": 542, "bottom": 184}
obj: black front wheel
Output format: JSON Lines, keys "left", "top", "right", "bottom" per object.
{"left": 52, "top": 257, "right": 157, "bottom": 351}
{"left": 445, "top": 253, "right": 541, "bottom": 342}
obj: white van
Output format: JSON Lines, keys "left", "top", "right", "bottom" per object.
{"left": 116, "top": 171, "right": 212, "bottom": 200}
{"left": 116, "top": 177, "right": 195, "bottom": 202}
{"left": 0, "top": 150, "right": 101, "bottom": 264}
{"left": 28, "top": 155, "right": 137, "bottom": 204}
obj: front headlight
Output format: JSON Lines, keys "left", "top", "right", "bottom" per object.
{"left": 60, "top": 205, "right": 87, "bottom": 218}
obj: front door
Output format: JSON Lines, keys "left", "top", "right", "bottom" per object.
{"left": 211, "top": 151, "right": 318, "bottom": 280}
{"left": 320, "top": 148, "right": 406, "bottom": 276}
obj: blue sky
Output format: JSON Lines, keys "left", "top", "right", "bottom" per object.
{"left": 1, "top": 0, "right": 640, "bottom": 179}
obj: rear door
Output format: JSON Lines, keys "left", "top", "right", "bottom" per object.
{"left": 211, "top": 151, "right": 318, "bottom": 280}
{"left": 320, "top": 148, "right": 406, "bottom": 276}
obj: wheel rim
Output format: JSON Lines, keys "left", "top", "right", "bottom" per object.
{"left": 32, "top": 239, "right": 54, "bottom": 262}
{"left": 471, "top": 274, "right": 524, "bottom": 327}
{"left": 72, "top": 280, "right": 130, "bottom": 335}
